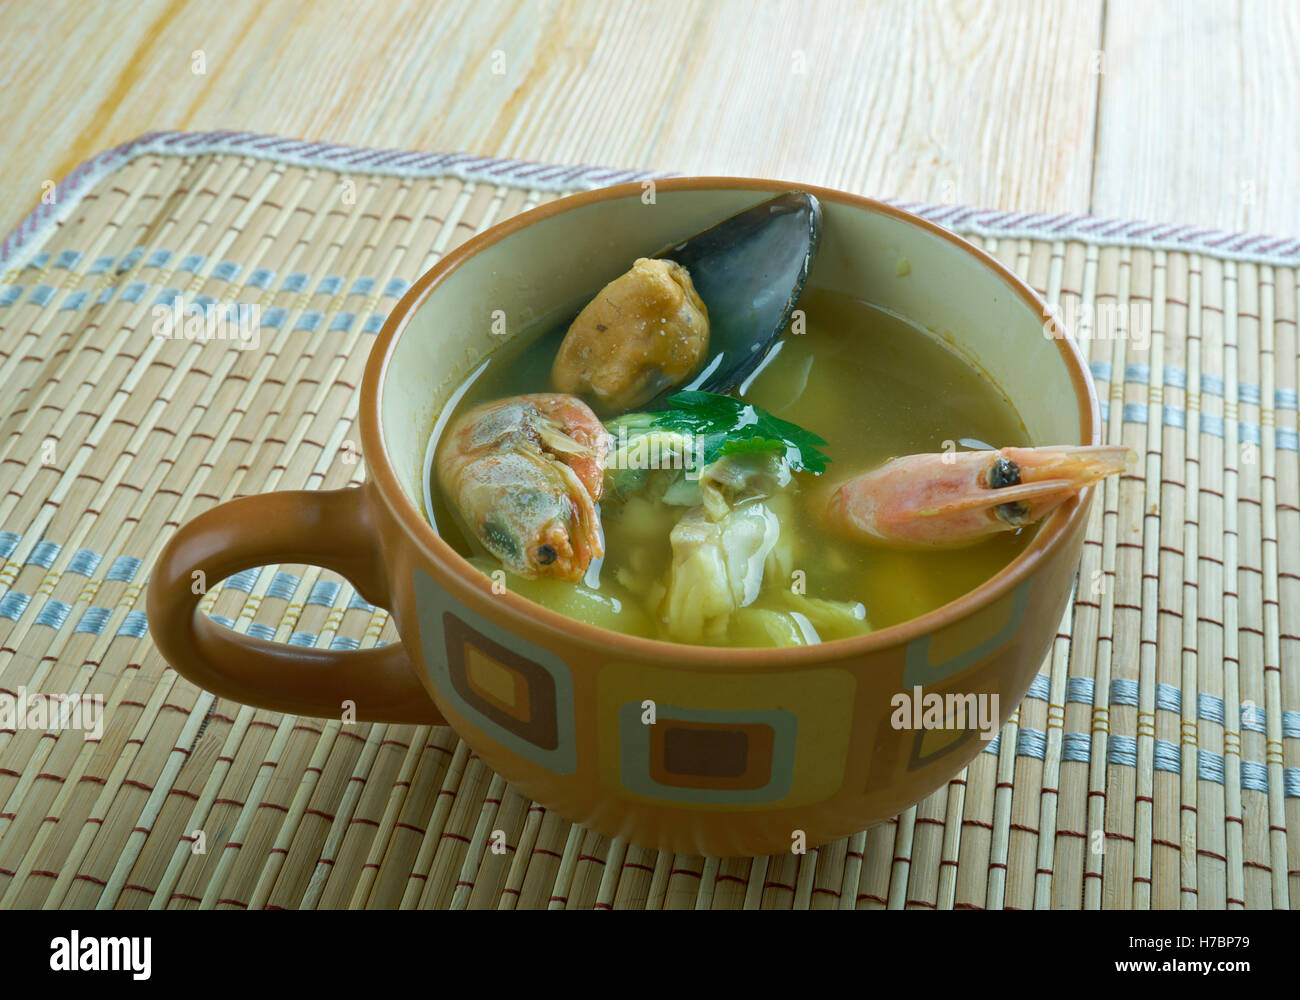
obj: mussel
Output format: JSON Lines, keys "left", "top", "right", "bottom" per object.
{"left": 551, "top": 191, "right": 821, "bottom": 412}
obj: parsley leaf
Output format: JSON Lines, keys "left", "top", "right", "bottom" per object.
{"left": 718, "top": 436, "right": 786, "bottom": 458}
{"left": 653, "top": 391, "right": 831, "bottom": 474}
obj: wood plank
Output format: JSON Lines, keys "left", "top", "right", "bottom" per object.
{"left": 0, "top": 0, "right": 1101, "bottom": 238}
{"left": 1091, "top": 0, "right": 1300, "bottom": 233}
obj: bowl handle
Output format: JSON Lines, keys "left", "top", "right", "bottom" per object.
{"left": 146, "top": 486, "right": 445, "bottom": 724}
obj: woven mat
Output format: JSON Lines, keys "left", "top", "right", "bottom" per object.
{"left": 0, "top": 131, "right": 1296, "bottom": 910}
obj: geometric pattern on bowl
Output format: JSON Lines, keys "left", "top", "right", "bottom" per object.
{"left": 413, "top": 567, "right": 577, "bottom": 774}
{"left": 598, "top": 661, "right": 855, "bottom": 810}
{"left": 652, "top": 717, "right": 777, "bottom": 790}
{"left": 618, "top": 702, "right": 795, "bottom": 804}
{"left": 905, "top": 712, "right": 981, "bottom": 772}
{"left": 901, "top": 579, "right": 1030, "bottom": 688}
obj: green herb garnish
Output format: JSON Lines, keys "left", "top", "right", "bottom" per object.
{"left": 652, "top": 391, "right": 831, "bottom": 474}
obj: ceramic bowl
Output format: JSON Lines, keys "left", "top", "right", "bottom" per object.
{"left": 148, "top": 178, "right": 1100, "bottom": 857}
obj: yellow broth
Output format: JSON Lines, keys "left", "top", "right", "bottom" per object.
{"left": 426, "top": 287, "right": 1034, "bottom": 645}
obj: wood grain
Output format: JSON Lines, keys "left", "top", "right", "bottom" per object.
{"left": 1091, "top": 0, "right": 1300, "bottom": 232}
{"left": 0, "top": 0, "right": 1295, "bottom": 239}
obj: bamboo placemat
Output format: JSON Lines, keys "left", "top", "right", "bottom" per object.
{"left": 0, "top": 131, "right": 1296, "bottom": 910}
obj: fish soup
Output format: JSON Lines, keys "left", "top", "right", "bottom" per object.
{"left": 426, "top": 286, "right": 1040, "bottom": 648}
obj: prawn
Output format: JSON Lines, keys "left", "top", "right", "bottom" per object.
{"left": 436, "top": 393, "right": 609, "bottom": 580}
{"left": 824, "top": 444, "right": 1131, "bottom": 548}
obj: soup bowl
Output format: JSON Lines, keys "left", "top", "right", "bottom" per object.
{"left": 148, "top": 178, "right": 1100, "bottom": 857}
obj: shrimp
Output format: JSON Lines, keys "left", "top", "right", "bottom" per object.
{"left": 824, "top": 444, "right": 1131, "bottom": 548}
{"left": 436, "top": 393, "right": 609, "bottom": 581}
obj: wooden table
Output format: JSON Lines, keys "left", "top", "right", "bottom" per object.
{"left": 3, "top": 0, "right": 1297, "bottom": 245}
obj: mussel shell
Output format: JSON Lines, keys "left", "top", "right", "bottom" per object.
{"left": 653, "top": 190, "right": 821, "bottom": 401}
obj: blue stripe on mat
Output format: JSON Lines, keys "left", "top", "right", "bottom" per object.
{"left": 4, "top": 260, "right": 1289, "bottom": 445}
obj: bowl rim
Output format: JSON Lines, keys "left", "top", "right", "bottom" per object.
{"left": 361, "top": 176, "right": 1100, "bottom": 668}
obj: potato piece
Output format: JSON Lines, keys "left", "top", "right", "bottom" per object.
{"left": 552, "top": 257, "right": 709, "bottom": 412}
{"left": 467, "top": 556, "right": 653, "bottom": 637}
{"left": 730, "top": 608, "right": 809, "bottom": 647}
